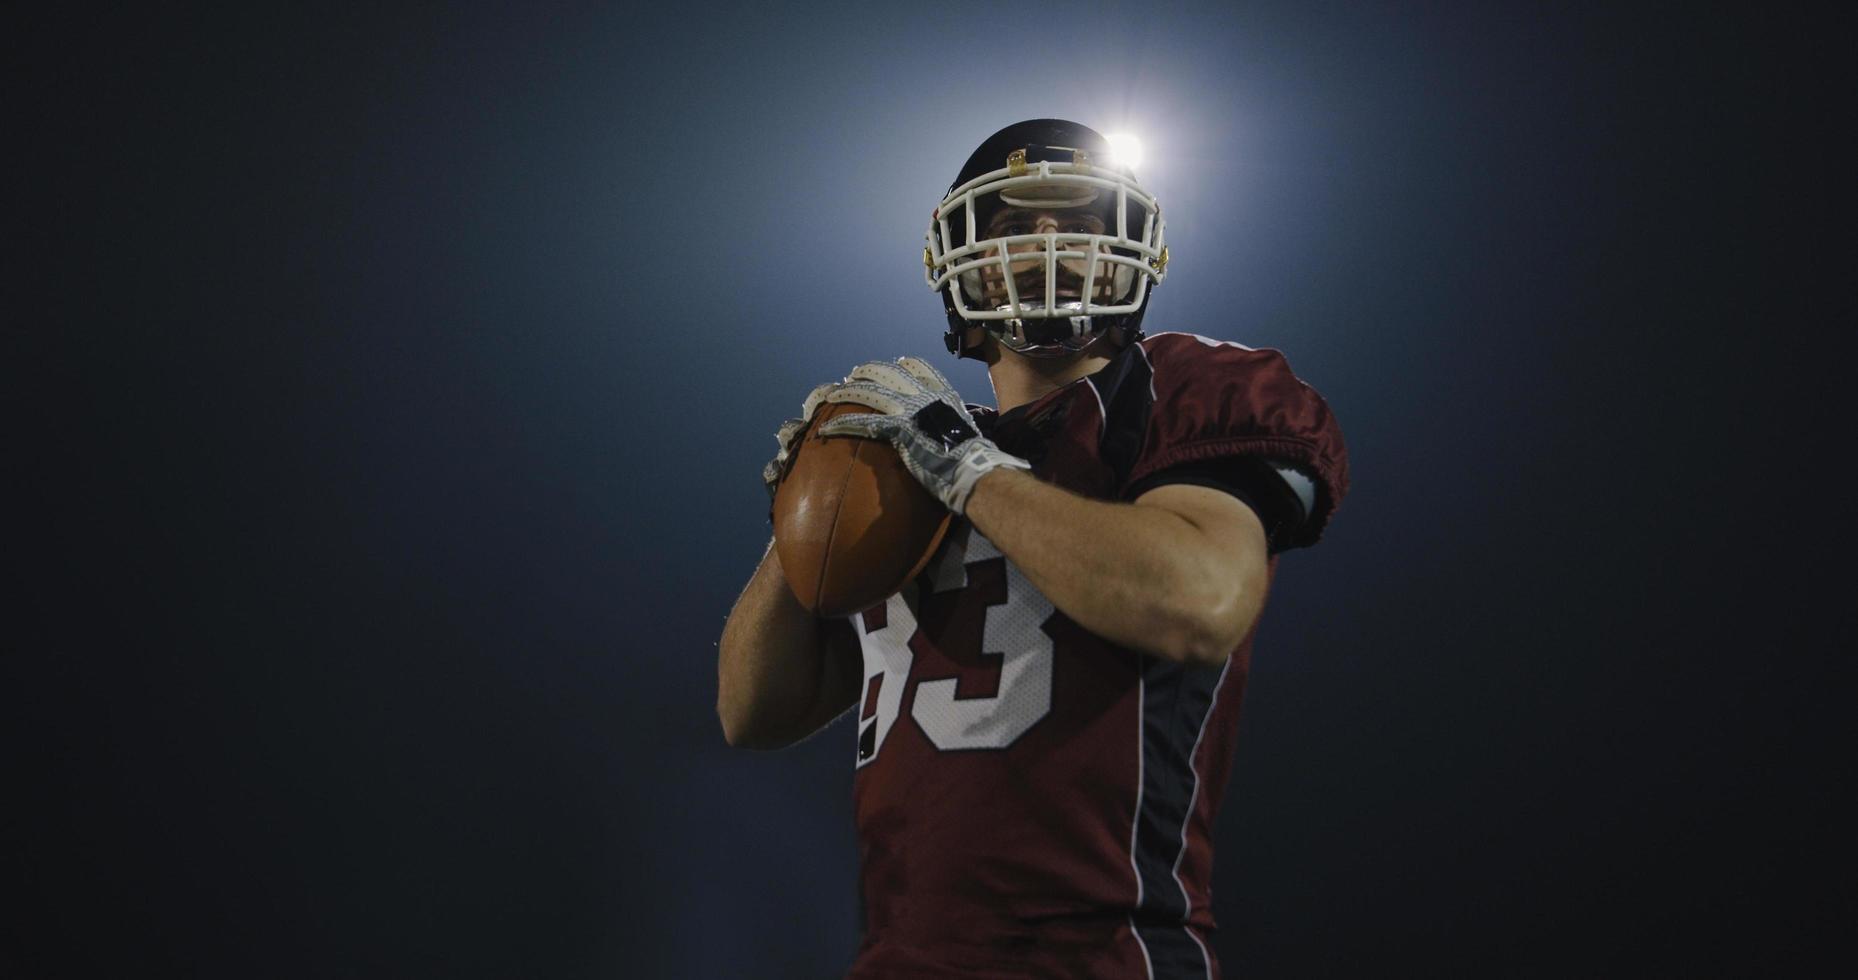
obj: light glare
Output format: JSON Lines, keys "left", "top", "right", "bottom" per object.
{"left": 1104, "top": 132, "right": 1143, "bottom": 171}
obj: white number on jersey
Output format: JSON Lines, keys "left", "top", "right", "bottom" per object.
{"left": 852, "top": 524, "right": 1056, "bottom": 766}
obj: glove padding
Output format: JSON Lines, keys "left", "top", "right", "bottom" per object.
{"left": 815, "top": 356, "right": 1031, "bottom": 515}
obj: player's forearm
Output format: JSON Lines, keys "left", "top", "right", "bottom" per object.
{"left": 965, "top": 468, "right": 1237, "bottom": 666}
{"left": 716, "top": 539, "right": 831, "bottom": 748}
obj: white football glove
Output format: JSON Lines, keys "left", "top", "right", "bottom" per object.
{"left": 815, "top": 356, "right": 1031, "bottom": 515}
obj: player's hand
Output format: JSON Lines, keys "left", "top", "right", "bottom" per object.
{"left": 762, "top": 381, "right": 841, "bottom": 513}
{"left": 815, "top": 356, "right": 1031, "bottom": 515}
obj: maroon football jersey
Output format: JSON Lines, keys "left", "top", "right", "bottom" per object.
{"left": 843, "top": 332, "right": 1349, "bottom": 979}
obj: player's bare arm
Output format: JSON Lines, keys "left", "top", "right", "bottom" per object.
{"left": 717, "top": 381, "right": 878, "bottom": 749}
{"left": 964, "top": 466, "right": 1269, "bottom": 667}
{"left": 716, "top": 538, "right": 862, "bottom": 749}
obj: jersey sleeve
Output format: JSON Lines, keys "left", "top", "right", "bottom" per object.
{"left": 1119, "top": 332, "right": 1350, "bottom": 549}
{"left": 1124, "top": 454, "right": 1314, "bottom": 554}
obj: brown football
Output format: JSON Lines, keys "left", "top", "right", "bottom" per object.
{"left": 772, "top": 402, "right": 954, "bottom": 617}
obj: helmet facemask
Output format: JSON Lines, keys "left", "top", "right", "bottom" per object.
{"left": 927, "top": 146, "right": 1166, "bottom": 359}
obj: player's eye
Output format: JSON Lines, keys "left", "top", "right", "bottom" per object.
{"left": 998, "top": 222, "right": 1030, "bottom": 237}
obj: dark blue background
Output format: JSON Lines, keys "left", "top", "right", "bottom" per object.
{"left": 17, "top": 3, "right": 1849, "bottom": 977}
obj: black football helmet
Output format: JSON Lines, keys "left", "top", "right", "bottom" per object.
{"left": 926, "top": 119, "right": 1168, "bottom": 360}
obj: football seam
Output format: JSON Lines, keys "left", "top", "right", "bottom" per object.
{"left": 813, "top": 427, "right": 863, "bottom": 614}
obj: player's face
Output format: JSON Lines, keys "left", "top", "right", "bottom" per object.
{"left": 977, "top": 207, "right": 1117, "bottom": 308}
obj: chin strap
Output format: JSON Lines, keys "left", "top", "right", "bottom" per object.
{"left": 944, "top": 324, "right": 977, "bottom": 358}
{"left": 945, "top": 319, "right": 1144, "bottom": 360}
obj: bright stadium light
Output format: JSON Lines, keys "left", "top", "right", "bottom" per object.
{"left": 1103, "top": 131, "right": 1144, "bottom": 171}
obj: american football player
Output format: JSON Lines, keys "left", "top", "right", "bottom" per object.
{"left": 718, "top": 119, "right": 1350, "bottom": 979}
